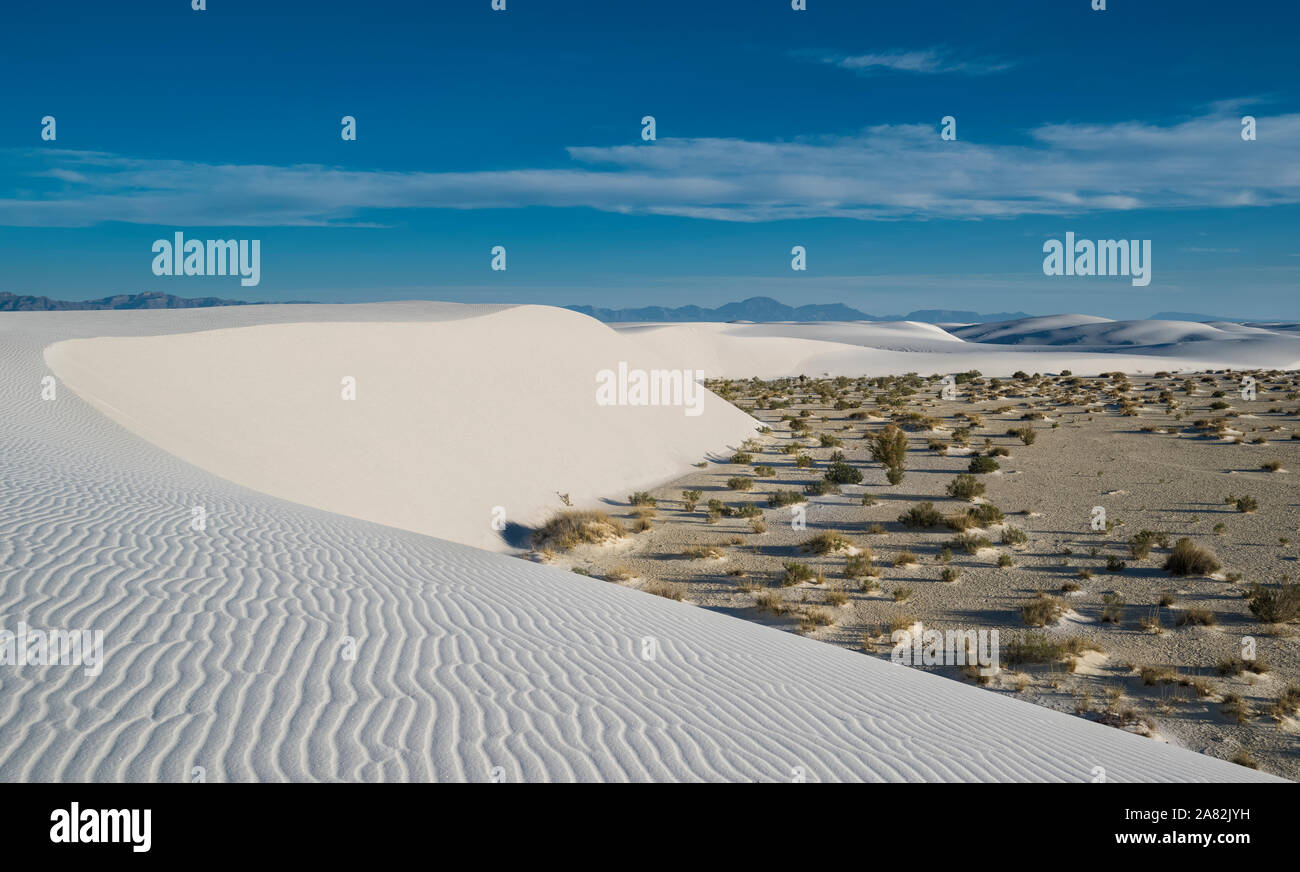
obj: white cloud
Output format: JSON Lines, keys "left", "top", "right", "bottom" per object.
{"left": 812, "top": 48, "right": 1014, "bottom": 76}
{"left": 2, "top": 105, "right": 1296, "bottom": 226}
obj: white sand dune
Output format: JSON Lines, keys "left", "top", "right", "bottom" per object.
{"left": 3, "top": 303, "right": 1284, "bottom": 782}
{"left": 47, "top": 304, "right": 759, "bottom": 552}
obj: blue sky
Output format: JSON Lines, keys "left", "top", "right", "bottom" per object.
{"left": 2, "top": 0, "right": 1298, "bottom": 318}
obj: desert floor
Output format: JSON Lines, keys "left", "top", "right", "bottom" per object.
{"left": 534, "top": 369, "right": 1300, "bottom": 779}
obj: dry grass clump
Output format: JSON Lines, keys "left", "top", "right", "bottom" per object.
{"left": 1021, "top": 592, "right": 1067, "bottom": 626}
{"left": 951, "top": 532, "right": 993, "bottom": 554}
{"left": 1174, "top": 607, "right": 1217, "bottom": 627}
{"left": 1221, "top": 693, "right": 1251, "bottom": 724}
{"left": 1163, "top": 538, "right": 1221, "bottom": 576}
{"left": 893, "top": 550, "right": 918, "bottom": 567}
{"left": 802, "top": 532, "right": 854, "bottom": 554}
{"left": 642, "top": 580, "right": 685, "bottom": 601}
{"left": 898, "top": 501, "right": 942, "bottom": 528}
{"left": 1004, "top": 632, "right": 1099, "bottom": 666}
{"left": 754, "top": 590, "right": 790, "bottom": 615}
{"left": 1269, "top": 684, "right": 1300, "bottom": 719}
{"left": 605, "top": 565, "right": 636, "bottom": 582}
{"left": 798, "top": 607, "right": 836, "bottom": 632}
{"left": 683, "top": 546, "right": 725, "bottom": 560}
{"left": 533, "top": 510, "right": 627, "bottom": 551}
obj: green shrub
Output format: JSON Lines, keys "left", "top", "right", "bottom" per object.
{"left": 824, "top": 461, "right": 863, "bottom": 485}
{"left": 945, "top": 474, "right": 984, "bottom": 501}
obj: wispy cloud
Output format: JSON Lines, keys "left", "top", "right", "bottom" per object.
{"left": 2, "top": 104, "right": 1296, "bottom": 227}
{"left": 805, "top": 47, "right": 1015, "bottom": 76}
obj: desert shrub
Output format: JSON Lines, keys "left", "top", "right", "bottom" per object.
{"left": 768, "top": 490, "right": 807, "bottom": 508}
{"left": 629, "top": 491, "right": 657, "bottom": 507}
{"left": 893, "top": 550, "right": 918, "bottom": 567}
{"left": 726, "top": 476, "right": 753, "bottom": 491}
{"left": 968, "top": 456, "right": 1000, "bottom": 474}
{"left": 1127, "top": 530, "right": 1169, "bottom": 559}
{"left": 951, "top": 532, "right": 993, "bottom": 554}
{"left": 1163, "top": 538, "right": 1221, "bottom": 576}
{"left": 533, "top": 510, "right": 627, "bottom": 551}
{"left": 867, "top": 424, "right": 908, "bottom": 484}
{"left": 1001, "top": 526, "right": 1028, "bottom": 546}
{"left": 730, "top": 452, "right": 754, "bottom": 465}
{"left": 898, "top": 502, "right": 942, "bottom": 528}
{"left": 681, "top": 490, "right": 702, "bottom": 512}
{"left": 946, "top": 474, "right": 985, "bottom": 501}
{"left": 1101, "top": 593, "right": 1125, "bottom": 623}
{"left": 803, "top": 480, "right": 841, "bottom": 496}
{"left": 824, "top": 461, "right": 863, "bottom": 485}
{"left": 1248, "top": 583, "right": 1300, "bottom": 623}
{"left": 968, "top": 503, "right": 1003, "bottom": 525}
{"left": 781, "top": 561, "right": 818, "bottom": 587}
{"left": 1010, "top": 426, "right": 1037, "bottom": 445}
{"left": 844, "top": 553, "right": 877, "bottom": 579}
{"left": 1021, "top": 593, "right": 1066, "bottom": 627}
{"left": 997, "top": 553, "right": 1015, "bottom": 568}
{"left": 1235, "top": 495, "right": 1258, "bottom": 513}
{"left": 892, "top": 586, "right": 913, "bottom": 601}
{"left": 940, "top": 566, "right": 961, "bottom": 582}
{"left": 684, "top": 546, "right": 724, "bottom": 560}
{"left": 754, "top": 465, "right": 776, "bottom": 477}
{"left": 1106, "top": 555, "right": 1126, "bottom": 573}
{"left": 1262, "top": 460, "right": 1282, "bottom": 472}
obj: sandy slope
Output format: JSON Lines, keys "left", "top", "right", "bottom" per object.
{"left": 46, "top": 305, "right": 758, "bottom": 551}
{"left": 2, "top": 303, "right": 1283, "bottom": 781}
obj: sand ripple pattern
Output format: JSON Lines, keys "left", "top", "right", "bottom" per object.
{"left": 0, "top": 305, "right": 1278, "bottom": 781}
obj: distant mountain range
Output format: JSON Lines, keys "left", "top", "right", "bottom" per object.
{"left": 0, "top": 292, "right": 310, "bottom": 311}
{"left": 567, "top": 297, "right": 1033, "bottom": 324}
